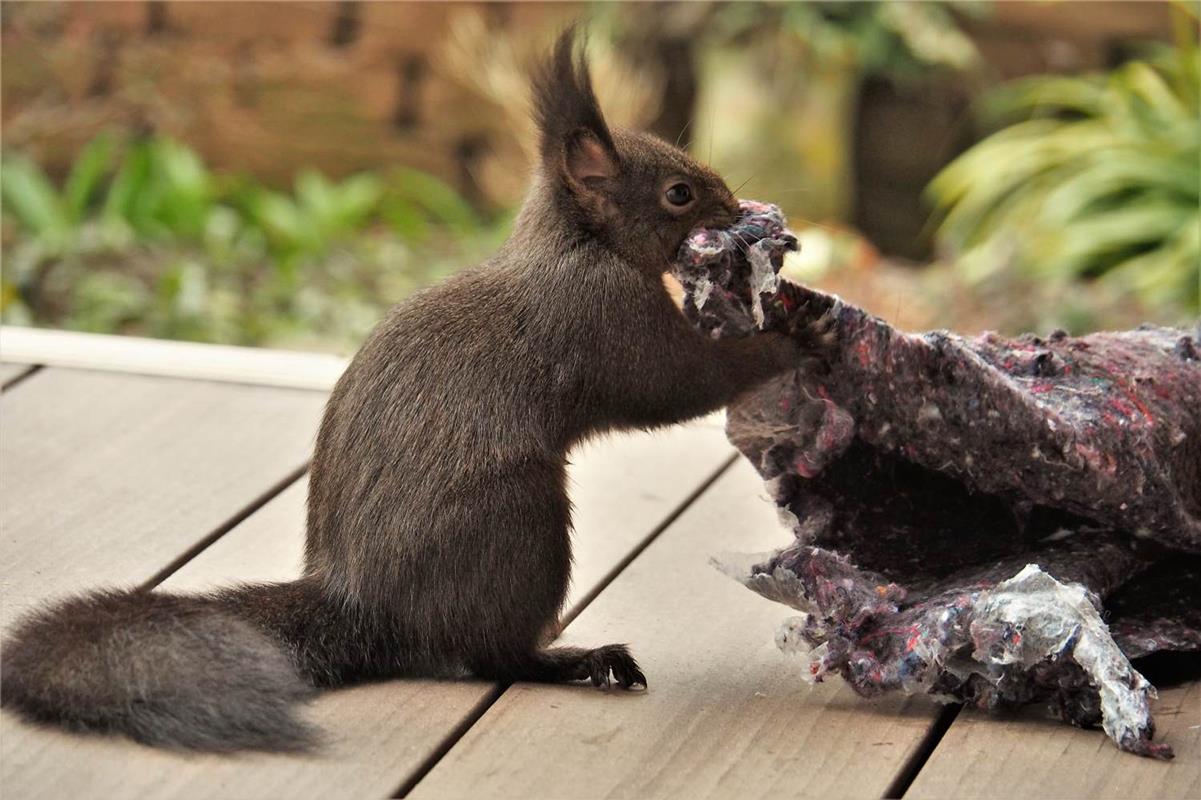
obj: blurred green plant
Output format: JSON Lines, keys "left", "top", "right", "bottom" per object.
{"left": 928, "top": 18, "right": 1201, "bottom": 324}
{"left": 1, "top": 135, "right": 509, "bottom": 349}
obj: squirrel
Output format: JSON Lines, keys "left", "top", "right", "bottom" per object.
{"left": 0, "top": 28, "right": 808, "bottom": 752}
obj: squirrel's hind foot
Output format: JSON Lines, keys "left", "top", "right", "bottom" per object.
{"left": 471, "top": 644, "right": 647, "bottom": 690}
{"left": 579, "top": 643, "right": 647, "bottom": 690}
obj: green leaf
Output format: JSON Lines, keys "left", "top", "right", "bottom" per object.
{"left": 63, "top": 133, "right": 115, "bottom": 223}
{"left": 389, "top": 167, "right": 479, "bottom": 234}
{"left": 331, "top": 173, "right": 383, "bottom": 230}
{"left": 1, "top": 155, "right": 68, "bottom": 242}
{"left": 255, "top": 191, "right": 308, "bottom": 249}
{"left": 102, "top": 141, "right": 153, "bottom": 229}
{"left": 979, "top": 75, "right": 1107, "bottom": 123}
{"left": 295, "top": 169, "right": 336, "bottom": 228}
{"left": 1039, "top": 202, "right": 1191, "bottom": 274}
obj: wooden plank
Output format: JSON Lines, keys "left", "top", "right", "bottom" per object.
{"left": 164, "top": 477, "right": 311, "bottom": 591}
{"left": 0, "top": 367, "right": 325, "bottom": 629}
{"left": 1, "top": 419, "right": 736, "bottom": 799}
{"left": 0, "top": 326, "right": 347, "bottom": 390}
{"left": 1, "top": 476, "right": 494, "bottom": 800}
{"left": 566, "top": 425, "right": 733, "bottom": 610}
{"left": 906, "top": 681, "right": 1200, "bottom": 799}
{"left": 410, "top": 461, "right": 943, "bottom": 800}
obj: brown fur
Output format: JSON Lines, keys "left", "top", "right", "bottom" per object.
{"left": 0, "top": 28, "right": 800, "bottom": 751}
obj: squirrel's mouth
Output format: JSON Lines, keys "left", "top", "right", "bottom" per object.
{"left": 704, "top": 201, "right": 740, "bottom": 231}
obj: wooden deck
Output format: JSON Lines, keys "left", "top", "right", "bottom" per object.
{"left": 1, "top": 326, "right": 1197, "bottom": 800}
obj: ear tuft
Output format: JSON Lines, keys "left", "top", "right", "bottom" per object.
{"left": 531, "top": 25, "right": 618, "bottom": 170}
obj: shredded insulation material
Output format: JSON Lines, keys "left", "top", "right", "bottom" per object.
{"left": 675, "top": 201, "right": 1201, "bottom": 759}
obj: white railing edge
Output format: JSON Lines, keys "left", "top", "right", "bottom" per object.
{"left": 0, "top": 326, "right": 729, "bottom": 429}
{"left": 0, "top": 326, "right": 348, "bottom": 391}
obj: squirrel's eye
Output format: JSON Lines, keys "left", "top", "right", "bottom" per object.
{"left": 665, "top": 183, "right": 693, "bottom": 207}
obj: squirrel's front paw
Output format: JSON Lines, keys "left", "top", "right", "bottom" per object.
{"left": 585, "top": 644, "right": 647, "bottom": 690}
{"left": 778, "top": 288, "right": 838, "bottom": 375}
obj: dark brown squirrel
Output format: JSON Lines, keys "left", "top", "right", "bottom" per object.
{"left": 0, "top": 29, "right": 817, "bottom": 752}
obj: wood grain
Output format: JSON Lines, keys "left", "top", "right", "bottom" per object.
{"left": 1, "top": 410, "right": 735, "bottom": 799}
{"left": 906, "top": 681, "right": 1200, "bottom": 799}
{"left": 0, "top": 367, "right": 325, "bottom": 628}
{"left": 410, "top": 461, "right": 943, "bottom": 800}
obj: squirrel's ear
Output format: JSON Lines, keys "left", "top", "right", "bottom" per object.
{"left": 565, "top": 128, "right": 617, "bottom": 184}
{"left": 532, "top": 26, "right": 619, "bottom": 192}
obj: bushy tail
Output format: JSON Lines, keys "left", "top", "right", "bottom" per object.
{"left": 1, "top": 584, "right": 320, "bottom": 752}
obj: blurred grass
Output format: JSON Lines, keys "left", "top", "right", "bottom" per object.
{"left": 1, "top": 134, "right": 511, "bottom": 351}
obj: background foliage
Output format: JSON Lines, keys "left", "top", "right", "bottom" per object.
{"left": 1, "top": 135, "right": 508, "bottom": 349}
{"left": 929, "top": 31, "right": 1200, "bottom": 326}
{"left": 1, "top": 1, "right": 1195, "bottom": 352}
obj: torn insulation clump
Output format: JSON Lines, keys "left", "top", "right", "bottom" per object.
{"left": 674, "top": 201, "right": 1201, "bottom": 759}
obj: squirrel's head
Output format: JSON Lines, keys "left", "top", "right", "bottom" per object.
{"left": 531, "top": 27, "right": 739, "bottom": 270}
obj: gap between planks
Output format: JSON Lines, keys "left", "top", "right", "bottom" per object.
{"left": 884, "top": 702, "right": 962, "bottom": 798}
{"left": 141, "top": 463, "right": 311, "bottom": 591}
{"left": 561, "top": 452, "right": 739, "bottom": 629}
{"left": 0, "top": 362, "right": 41, "bottom": 391}
{"left": 903, "top": 680, "right": 1200, "bottom": 799}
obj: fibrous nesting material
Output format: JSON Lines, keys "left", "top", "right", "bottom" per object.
{"left": 673, "top": 201, "right": 1201, "bottom": 759}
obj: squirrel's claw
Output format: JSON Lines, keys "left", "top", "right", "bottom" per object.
{"left": 776, "top": 286, "right": 838, "bottom": 377}
{"left": 586, "top": 644, "right": 647, "bottom": 691}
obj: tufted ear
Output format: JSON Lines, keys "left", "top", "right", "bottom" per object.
{"left": 531, "top": 26, "right": 619, "bottom": 198}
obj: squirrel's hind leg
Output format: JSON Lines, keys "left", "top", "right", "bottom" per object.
{"left": 452, "top": 460, "right": 646, "bottom": 691}
{"left": 471, "top": 644, "right": 647, "bottom": 690}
